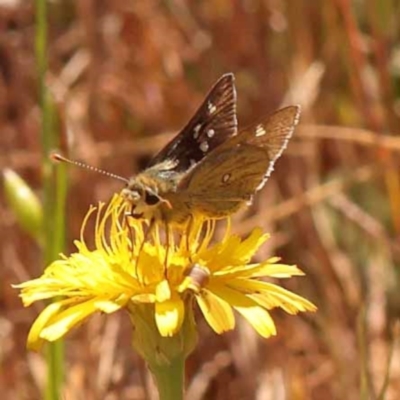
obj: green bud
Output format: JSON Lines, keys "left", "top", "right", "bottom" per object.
{"left": 3, "top": 169, "right": 43, "bottom": 242}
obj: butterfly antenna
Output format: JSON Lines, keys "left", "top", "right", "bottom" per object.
{"left": 51, "top": 152, "right": 130, "bottom": 184}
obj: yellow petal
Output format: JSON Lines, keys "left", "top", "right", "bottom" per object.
{"left": 212, "top": 228, "right": 266, "bottom": 268}
{"left": 94, "top": 298, "right": 126, "bottom": 313}
{"left": 230, "top": 279, "right": 317, "bottom": 314}
{"left": 231, "top": 228, "right": 268, "bottom": 262}
{"left": 235, "top": 305, "right": 277, "bottom": 338}
{"left": 16, "top": 285, "right": 64, "bottom": 306}
{"left": 40, "top": 298, "right": 100, "bottom": 342}
{"left": 215, "top": 262, "right": 304, "bottom": 281}
{"left": 209, "top": 284, "right": 277, "bottom": 337}
{"left": 196, "top": 290, "right": 235, "bottom": 334}
{"left": 27, "top": 300, "right": 73, "bottom": 351}
{"left": 248, "top": 282, "right": 317, "bottom": 314}
{"left": 136, "top": 246, "right": 165, "bottom": 284}
{"left": 155, "top": 280, "right": 172, "bottom": 302}
{"left": 155, "top": 294, "right": 184, "bottom": 337}
{"left": 250, "top": 263, "right": 305, "bottom": 279}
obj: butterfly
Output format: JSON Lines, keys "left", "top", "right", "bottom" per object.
{"left": 54, "top": 73, "right": 300, "bottom": 228}
{"left": 120, "top": 74, "right": 300, "bottom": 226}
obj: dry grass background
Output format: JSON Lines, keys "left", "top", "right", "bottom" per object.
{"left": 1, "top": 1, "right": 400, "bottom": 399}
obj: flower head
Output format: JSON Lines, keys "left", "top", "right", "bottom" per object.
{"left": 15, "top": 195, "right": 316, "bottom": 351}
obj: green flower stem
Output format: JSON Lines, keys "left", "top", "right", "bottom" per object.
{"left": 129, "top": 302, "right": 198, "bottom": 400}
{"left": 35, "top": 0, "right": 66, "bottom": 398}
{"left": 151, "top": 354, "right": 185, "bottom": 400}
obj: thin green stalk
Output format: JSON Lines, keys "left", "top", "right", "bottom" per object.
{"left": 35, "top": 0, "right": 67, "bottom": 398}
{"left": 150, "top": 356, "right": 185, "bottom": 400}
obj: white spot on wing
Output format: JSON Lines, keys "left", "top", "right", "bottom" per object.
{"left": 256, "top": 124, "right": 266, "bottom": 136}
{"left": 200, "top": 141, "right": 209, "bottom": 152}
{"left": 208, "top": 102, "right": 217, "bottom": 114}
{"left": 207, "top": 129, "right": 215, "bottom": 138}
{"left": 253, "top": 105, "right": 301, "bottom": 193}
{"left": 193, "top": 124, "right": 201, "bottom": 139}
{"left": 222, "top": 173, "right": 231, "bottom": 183}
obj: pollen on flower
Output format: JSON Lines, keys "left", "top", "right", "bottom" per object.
{"left": 15, "top": 194, "right": 316, "bottom": 351}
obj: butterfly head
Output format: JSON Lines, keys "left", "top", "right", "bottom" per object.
{"left": 121, "top": 178, "right": 172, "bottom": 220}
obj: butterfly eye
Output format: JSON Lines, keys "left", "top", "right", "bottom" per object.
{"left": 144, "top": 191, "right": 160, "bottom": 206}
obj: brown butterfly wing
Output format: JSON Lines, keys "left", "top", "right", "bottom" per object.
{"left": 222, "top": 105, "right": 300, "bottom": 180}
{"left": 147, "top": 73, "right": 237, "bottom": 173}
{"left": 174, "top": 106, "right": 300, "bottom": 218}
{"left": 176, "top": 145, "right": 271, "bottom": 218}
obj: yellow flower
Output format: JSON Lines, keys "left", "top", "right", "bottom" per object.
{"left": 15, "top": 195, "right": 316, "bottom": 351}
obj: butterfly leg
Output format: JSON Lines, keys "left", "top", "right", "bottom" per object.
{"left": 123, "top": 209, "right": 136, "bottom": 260}
{"left": 135, "top": 217, "right": 156, "bottom": 269}
{"left": 163, "top": 220, "right": 172, "bottom": 278}
{"left": 185, "top": 214, "right": 194, "bottom": 259}
{"left": 124, "top": 202, "right": 157, "bottom": 267}
{"left": 128, "top": 222, "right": 135, "bottom": 259}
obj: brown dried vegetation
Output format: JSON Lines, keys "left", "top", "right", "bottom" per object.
{"left": 1, "top": 1, "right": 400, "bottom": 399}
